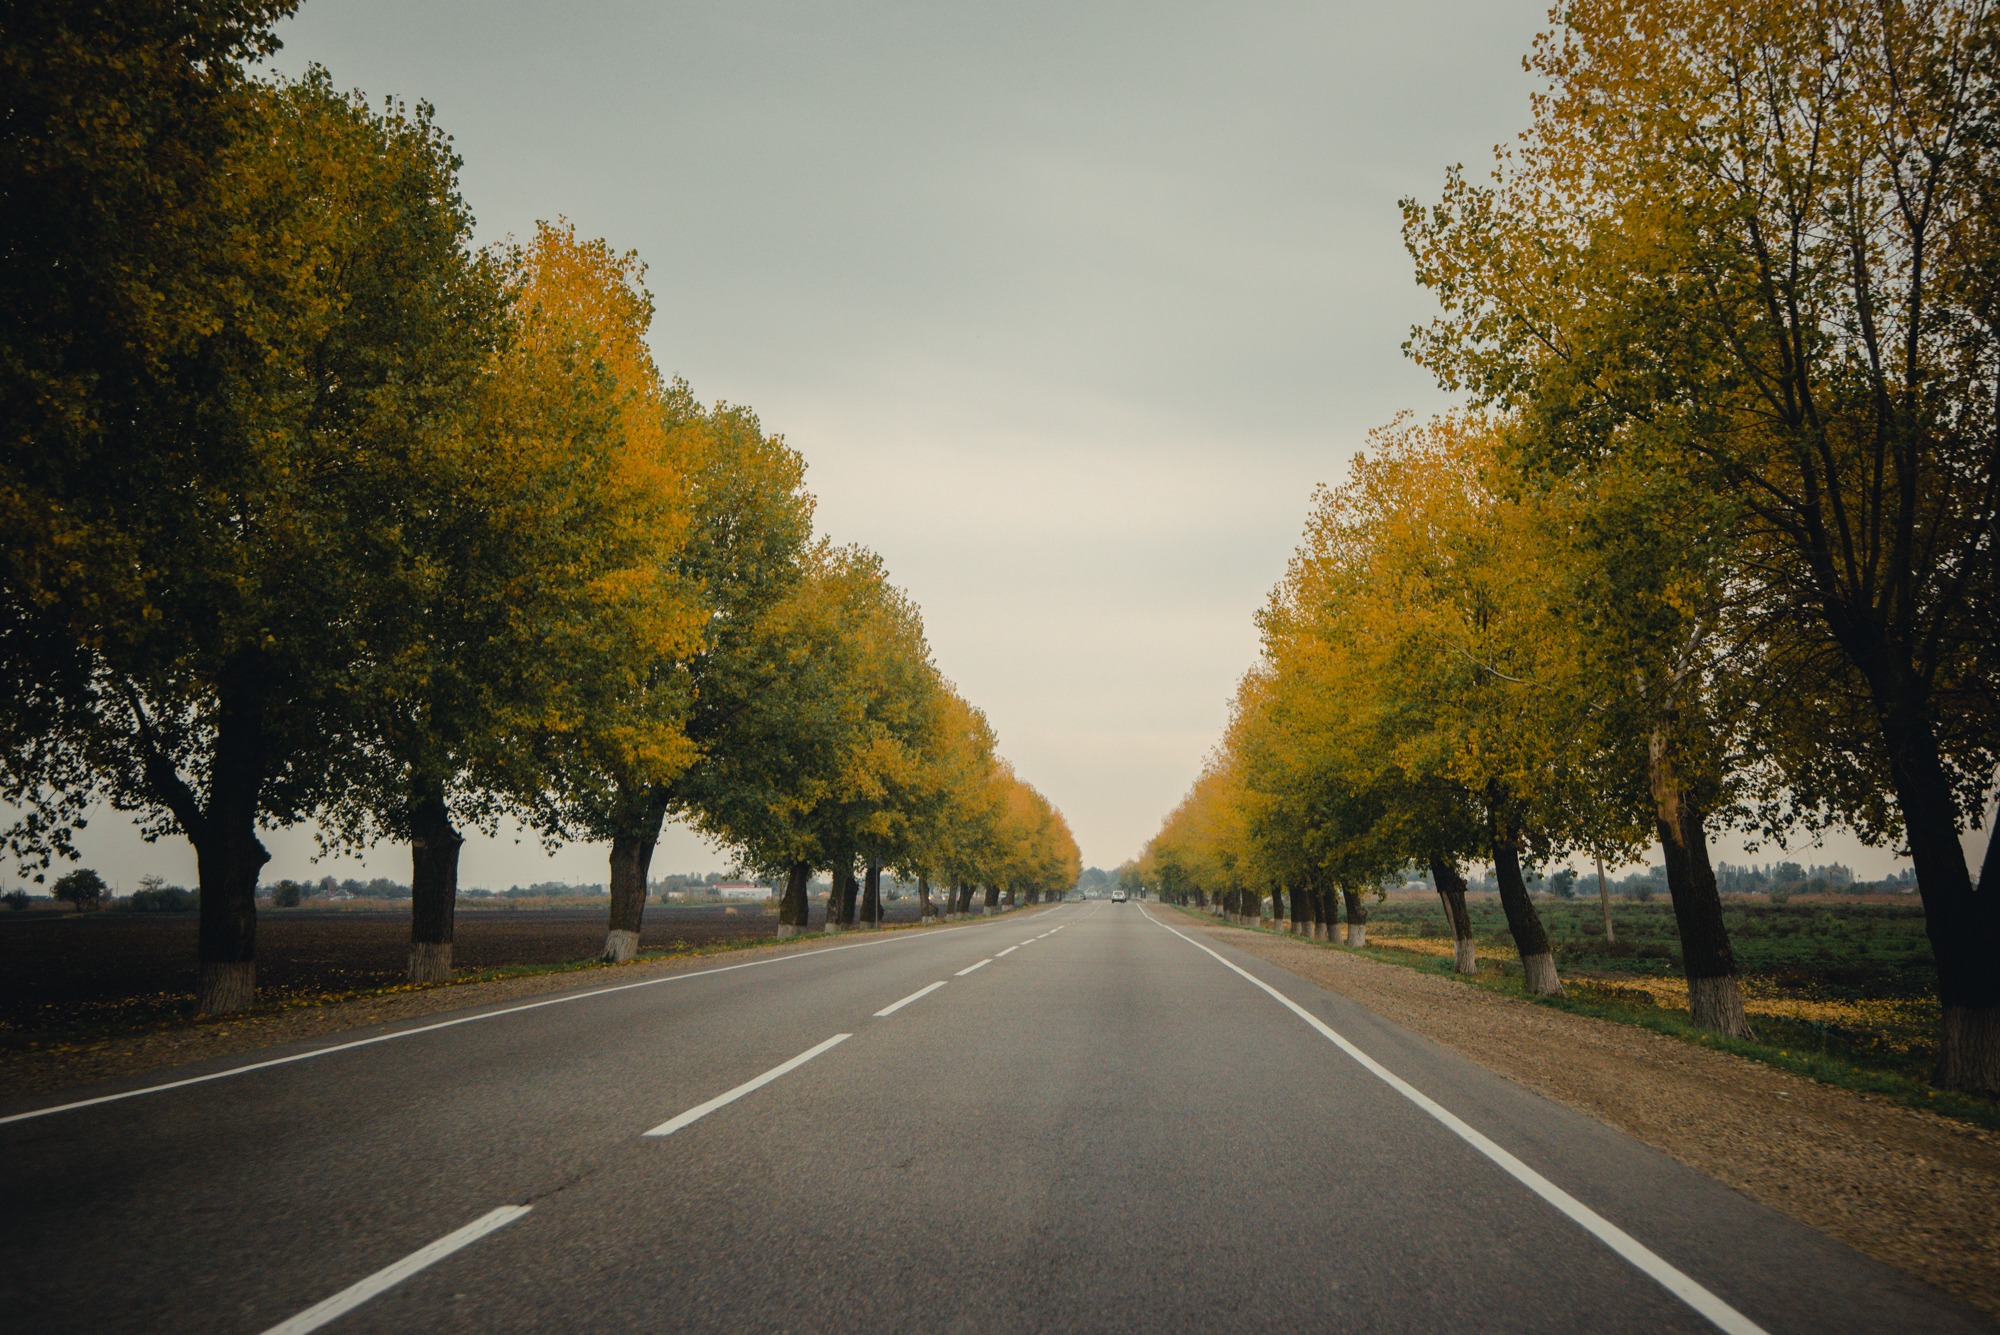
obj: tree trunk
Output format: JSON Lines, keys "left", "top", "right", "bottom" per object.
{"left": 1490, "top": 809, "right": 1562, "bottom": 996}
{"left": 918, "top": 873, "right": 936, "bottom": 923}
{"left": 189, "top": 657, "right": 271, "bottom": 1014}
{"left": 777, "top": 861, "right": 811, "bottom": 938}
{"left": 860, "top": 858, "right": 882, "bottom": 928}
{"left": 1430, "top": 855, "right": 1478, "bottom": 974}
{"left": 1595, "top": 853, "right": 1615, "bottom": 943}
{"left": 1649, "top": 722, "right": 1752, "bottom": 1038}
{"left": 407, "top": 779, "right": 463, "bottom": 984}
{"left": 982, "top": 883, "right": 1000, "bottom": 915}
{"left": 193, "top": 825, "right": 267, "bottom": 1013}
{"left": 601, "top": 784, "right": 666, "bottom": 963}
{"left": 1341, "top": 888, "right": 1368, "bottom": 947}
{"left": 1003, "top": 886, "right": 1015, "bottom": 910}
{"left": 1868, "top": 691, "right": 2000, "bottom": 1094}
{"left": 956, "top": 880, "right": 975, "bottom": 915}
{"left": 826, "top": 864, "right": 857, "bottom": 933}
{"left": 1270, "top": 883, "right": 1287, "bottom": 930}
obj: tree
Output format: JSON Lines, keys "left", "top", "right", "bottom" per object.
{"left": 1, "top": 0, "right": 293, "bottom": 882}
{"left": 675, "top": 544, "right": 892, "bottom": 938}
{"left": 496, "top": 230, "right": 726, "bottom": 965}
{"left": 320, "top": 220, "right": 704, "bottom": 982}
{"left": 52, "top": 868, "right": 106, "bottom": 912}
{"left": 0, "top": 70, "right": 511, "bottom": 1011}
{"left": 1405, "top": 0, "right": 2000, "bottom": 1087}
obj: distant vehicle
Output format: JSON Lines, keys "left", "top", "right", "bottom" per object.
{"left": 1111, "top": 889, "right": 1128, "bottom": 903}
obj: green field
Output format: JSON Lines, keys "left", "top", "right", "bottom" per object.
{"left": 1372, "top": 897, "right": 1936, "bottom": 999}
{"left": 1364, "top": 896, "right": 1950, "bottom": 1096}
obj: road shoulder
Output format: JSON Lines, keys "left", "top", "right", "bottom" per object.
{"left": 1185, "top": 913, "right": 2000, "bottom": 1322}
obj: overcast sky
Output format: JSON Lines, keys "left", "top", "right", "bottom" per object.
{"left": 31, "top": 0, "right": 1979, "bottom": 890}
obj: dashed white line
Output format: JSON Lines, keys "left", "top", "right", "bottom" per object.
{"left": 1143, "top": 909, "right": 1768, "bottom": 1335}
{"left": 257, "top": 1205, "right": 532, "bottom": 1335}
{"left": 954, "top": 959, "right": 992, "bottom": 976}
{"left": 996, "top": 947, "right": 1019, "bottom": 957}
{"left": 874, "top": 981, "right": 947, "bottom": 1017}
{"left": 644, "top": 1033, "right": 851, "bottom": 1137}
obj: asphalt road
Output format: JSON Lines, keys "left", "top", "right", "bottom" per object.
{"left": 2, "top": 902, "right": 1991, "bottom": 1334}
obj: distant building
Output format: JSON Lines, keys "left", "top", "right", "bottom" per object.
{"left": 716, "top": 881, "right": 770, "bottom": 899}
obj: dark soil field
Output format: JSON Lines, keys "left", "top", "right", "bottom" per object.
{"left": 0, "top": 898, "right": 927, "bottom": 1043}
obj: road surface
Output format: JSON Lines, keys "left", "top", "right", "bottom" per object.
{"left": 2, "top": 902, "right": 1990, "bottom": 1333}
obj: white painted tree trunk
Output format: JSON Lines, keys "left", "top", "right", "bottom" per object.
{"left": 408, "top": 940, "right": 452, "bottom": 983}
{"left": 1453, "top": 938, "right": 1478, "bottom": 974}
{"left": 1521, "top": 951, "right": 1563, "bottom": 996}
{"left": 825, "top": 921, "right": 846, "bottom": 934}
{"left": 601, "top": 929, "right": 639, "bottom": 963}
{"left": 776, "top": 923, "right": 801, "bottom": 940}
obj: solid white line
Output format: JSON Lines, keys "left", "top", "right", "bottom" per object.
{"left": 1141, "top": 909, "right": 1768, "bottom": 1335}
{"left": 257, "top": 1205, "right": 531, "bottom": 1335}
{"left": 995, "top": 947, "right": 1019, "bottom": 957}
{"left": 0, "top": 922, "right": 988, "bottom": 1129}
{"left": 954, "top": 959, "right": 991, "bottom": 976}
{"left": 644, "top": 1033, "right": 850, "bottom": 1137}
{"left": 874, "top": 981, "right": 947, "bottom": 1017}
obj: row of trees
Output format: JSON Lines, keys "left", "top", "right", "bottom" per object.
{"left": 0, "top": 1, "right": 1076, "bottom": 1012}
{"left": 1142, "top": 0, "right": 1999, "bottom": 1095}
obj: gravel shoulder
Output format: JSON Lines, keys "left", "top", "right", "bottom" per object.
{"left": 1184, "top": 913, "right": 2000, "bottom": 1322}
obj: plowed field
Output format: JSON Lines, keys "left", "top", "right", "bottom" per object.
{"left": 0, "top": 900, "right": 926, "bottom": 1038}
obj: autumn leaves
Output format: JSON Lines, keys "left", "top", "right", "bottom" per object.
{"left": 1145, "top": 0, "right": 2000, "bottom": 1095}
{"left": 0, "top": 8, "right": 1078, "bottom": 1011}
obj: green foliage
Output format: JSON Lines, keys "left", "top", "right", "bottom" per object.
{"left": 127, "top": 885, "right": 197, "bottom": 912}
{"left": 0, "top": 3, "right": 1072, "bottom": 1005}
{"left": 52, "top": 868, "right": 106, "bottom": 911}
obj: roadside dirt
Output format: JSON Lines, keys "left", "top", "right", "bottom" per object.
{"left": 1187, "top": 915, "right": 2000, "bottom": 1322}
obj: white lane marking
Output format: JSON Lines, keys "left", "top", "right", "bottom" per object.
{"left": 645, "top": 1033, "right": 851, "bottom": 1137}
{"left": 874, "top": 981, "right": 947, "bottom": 1017}
{"left": 1141, "top": 910, "right": 1766, "bottom": 1335}
{"left": 995, "top": 947, "right": 1019, "bottom": 957}
{"left": 0, "top": 921, "right": 989, "bottom": 1129}
{"left": 954, "top": 959, "right": 992, "bottom": 976}
{"left": 258, "top": 1205, "right": 531, "bottom": 1335}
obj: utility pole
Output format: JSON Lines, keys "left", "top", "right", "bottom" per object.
{"left": 1595, "top": 853, "right": 1614, "bottom": 943}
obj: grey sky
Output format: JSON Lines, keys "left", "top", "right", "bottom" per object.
{"left": 28, "top": 0, "right": 1975, "bottom": 890}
